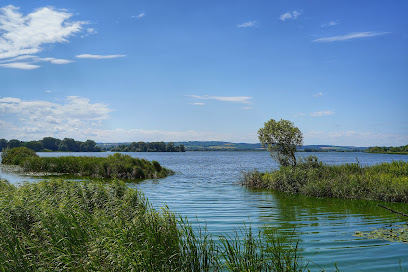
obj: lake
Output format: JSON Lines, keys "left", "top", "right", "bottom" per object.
{"left": 1, "top": 151, "right": 408, "bottom": 271}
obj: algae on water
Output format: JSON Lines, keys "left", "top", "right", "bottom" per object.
{"left": 355, "top": 224, "right": 408, "bottom": 244}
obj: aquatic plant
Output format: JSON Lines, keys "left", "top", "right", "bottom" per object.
{"left": 242, "top": 156, "right": 408, "bottom": 203}
{"left": 0, "top": 179, "right": 314, "bottom": 271}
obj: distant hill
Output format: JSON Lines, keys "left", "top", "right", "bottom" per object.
{"left": 298, "top": 145, "right": 368, "bottom": 152}
{"left": 97, "top": 141, "right": 368, "bottom": 152}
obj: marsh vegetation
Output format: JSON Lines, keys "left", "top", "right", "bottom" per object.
{"left": 242, "top": 156, "right": 408, "bottom": 203}
{"left": 1, "top": 147, "right": 173, "bottom": 180}
{"left": 0, "top": 179, "right": 313, "bottom": 272}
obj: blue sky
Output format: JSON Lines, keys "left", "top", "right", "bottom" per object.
{"left": 0, "top": 0, "right": 407, "bottom": 146}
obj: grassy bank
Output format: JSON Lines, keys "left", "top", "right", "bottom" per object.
{"left": 1, "top": 147, "right": 173, "bottom": 180}
{"left": 0, "top": 179, "right": 311, "bottom": 271}
{"left": 242, "top": 156, "right": 408, "bottom": 203}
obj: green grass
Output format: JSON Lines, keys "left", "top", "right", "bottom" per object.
{"left": 2, "top": 147, "right": 173, "bottom": 180}
{"left": 0, "top": 179, "right": 314, "bottom": 271}
{"left": 242, "top": 156, "right": 408, "bottom": 203}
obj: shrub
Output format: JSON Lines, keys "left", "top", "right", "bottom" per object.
{"left": 1, "top": 147, "right": 38, "bottom": 165}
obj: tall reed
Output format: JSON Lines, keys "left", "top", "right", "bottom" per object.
{"left": 0, "top": 179, "right": 314, "bottom": 272}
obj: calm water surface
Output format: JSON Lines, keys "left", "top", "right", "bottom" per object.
{"left": 1, "top": 151, "right": 408, "bottom": 271}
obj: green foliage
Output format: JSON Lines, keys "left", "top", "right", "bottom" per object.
{"left": 23, "top": 141, "right": 44, "bottom": 152}
{"left": 0, "top": 139, "right": 8, "bottom": 151}
{"left": 112, "top": 141, "right": 186, "bottom": 152}
{"left": 365, "top": 145, "right": 408, "bottom": 155}
{"left": 41, "top": 137, "right": 61, "bottom": 151}
{"left": 0, "top": 137, "right": 101, "bottom": 152}
{"left": 243, "top": 157, "right": 408, "bottom": 203}
{"left": 1, "top": 147, "right": 39, "bottom": 165}
{"left": 258, "top": 119, "right": 303, "bottom": 167}
{"left": 7, "top": 139, "right": 22, "bottom": 149}
{"left": 0, "top": 179, "right": 315, "bottom": 272}
{"left": 12, "top": 152, "right": 174, "bottom": 180}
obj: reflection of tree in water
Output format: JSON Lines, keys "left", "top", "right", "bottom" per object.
{"left": 247, "top": 187, "right": 408, "bottom": 242}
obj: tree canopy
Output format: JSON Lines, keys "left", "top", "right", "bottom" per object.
{"left": 258, "top": 119, "right": 303, "bottom": 167}
{"left": 0, "top": 137, "right": 101, "bottom": 152}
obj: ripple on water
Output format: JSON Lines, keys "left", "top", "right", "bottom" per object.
{"left": 1, "top": 151, "right": 408, "bottom": 271}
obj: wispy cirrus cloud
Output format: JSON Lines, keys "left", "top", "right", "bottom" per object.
{"left": 313, "top": 92, "right": 323, "bottom": 97}
{"left": 76, "top": 54, "right": 126, "bottom": 59}
{"left": 0, "top": 55, "right": 74, "bottom": 69}
{"left": 0, "top": 62, "right": 40, "bottom": 70}
{"left": 280, "top": 10, "right": 301, "bottom": 21}
{"left": 0, "top": 5, "right": 85, "bottom": 60}
{"left": 189, "top": 95, "right": 253, "bottom": 104}
{"left": 313, "top": 31, "right": 389, "bottom": 42}
{"left": 237, "top": 20, "right": 257, "bottom": 28}
{"left": 310, "top": 110, "right": 334, "bottom": 117}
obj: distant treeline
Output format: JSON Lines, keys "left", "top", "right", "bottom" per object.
{"left": 111, "top": 141, "right": 185, "bottom": 152}
{"left": 0, "top": 137, "right": 101, "bottom": 152}
{"left": 365, "top": 145, "right": 408, "bottom": 154}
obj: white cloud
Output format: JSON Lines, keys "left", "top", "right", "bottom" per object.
{"left": 321, "top": 21, "right": 338, "bottom": 28}
{"left": 313, "top": 92, "right": 323, "bottom": 97}
{"left": 48, "top": 58, "right": 73, "bottom": 64}
{"left": 0, "top": 101, "right": 258, "bottom": 141}
{"left": 81, "top": 27, "right": 97, "bottom": 38}
{"left": 190, "top": 95, "right": 253, "bottom": 104}
{"left": 280, "top": 10, "right": 301, "bottom": 21}
{"left": 313, "top": 32, "right": 389, "bottom": 42}
{"left": 0, "top": 62, "right": 39, "bottom": 69}
{"left": 0, "top": 5, "right": 85, "bottom": 60}
{"left": 76, "top": 54, "right": 126, "bottom": 59}
{"left": 237, "top": 21, "right": 257, "bottom": 28}
{"left": 0, "top": 96, "right": 112, "bottom": 139}
{"left": 131, "top": 13, "right": 145, "bottom": 20}
{"left": 0, "top": 55, "right": 74, "bottom": 69}
{"left": 191, "top": 102, "right": 205, "bottom": 106}
{"left": 310, "top": 110, "right": 334, "bottom": 117}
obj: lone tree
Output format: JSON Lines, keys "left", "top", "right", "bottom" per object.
{"left": 258, "top": 119, "right": 303, "bottom": 167}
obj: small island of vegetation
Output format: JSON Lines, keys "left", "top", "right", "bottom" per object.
{"left": 243, "top": 119, "right": 408, "bottom": 203}
{"left": 1, "top": 147, "right": 173, "bottom": 180}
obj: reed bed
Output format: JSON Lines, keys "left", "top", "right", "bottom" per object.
{"left": 1, "top": 147, "right": 173, "bottom": 180}
{"left": 242, "top": 156, "right": 408, "bottom": 203}
{"left": 0, "top": 179, "right": 314, "bottom": 272}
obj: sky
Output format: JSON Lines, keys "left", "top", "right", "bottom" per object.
{"left": 0, "top": 0, "right": 407, "bottom": 146}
